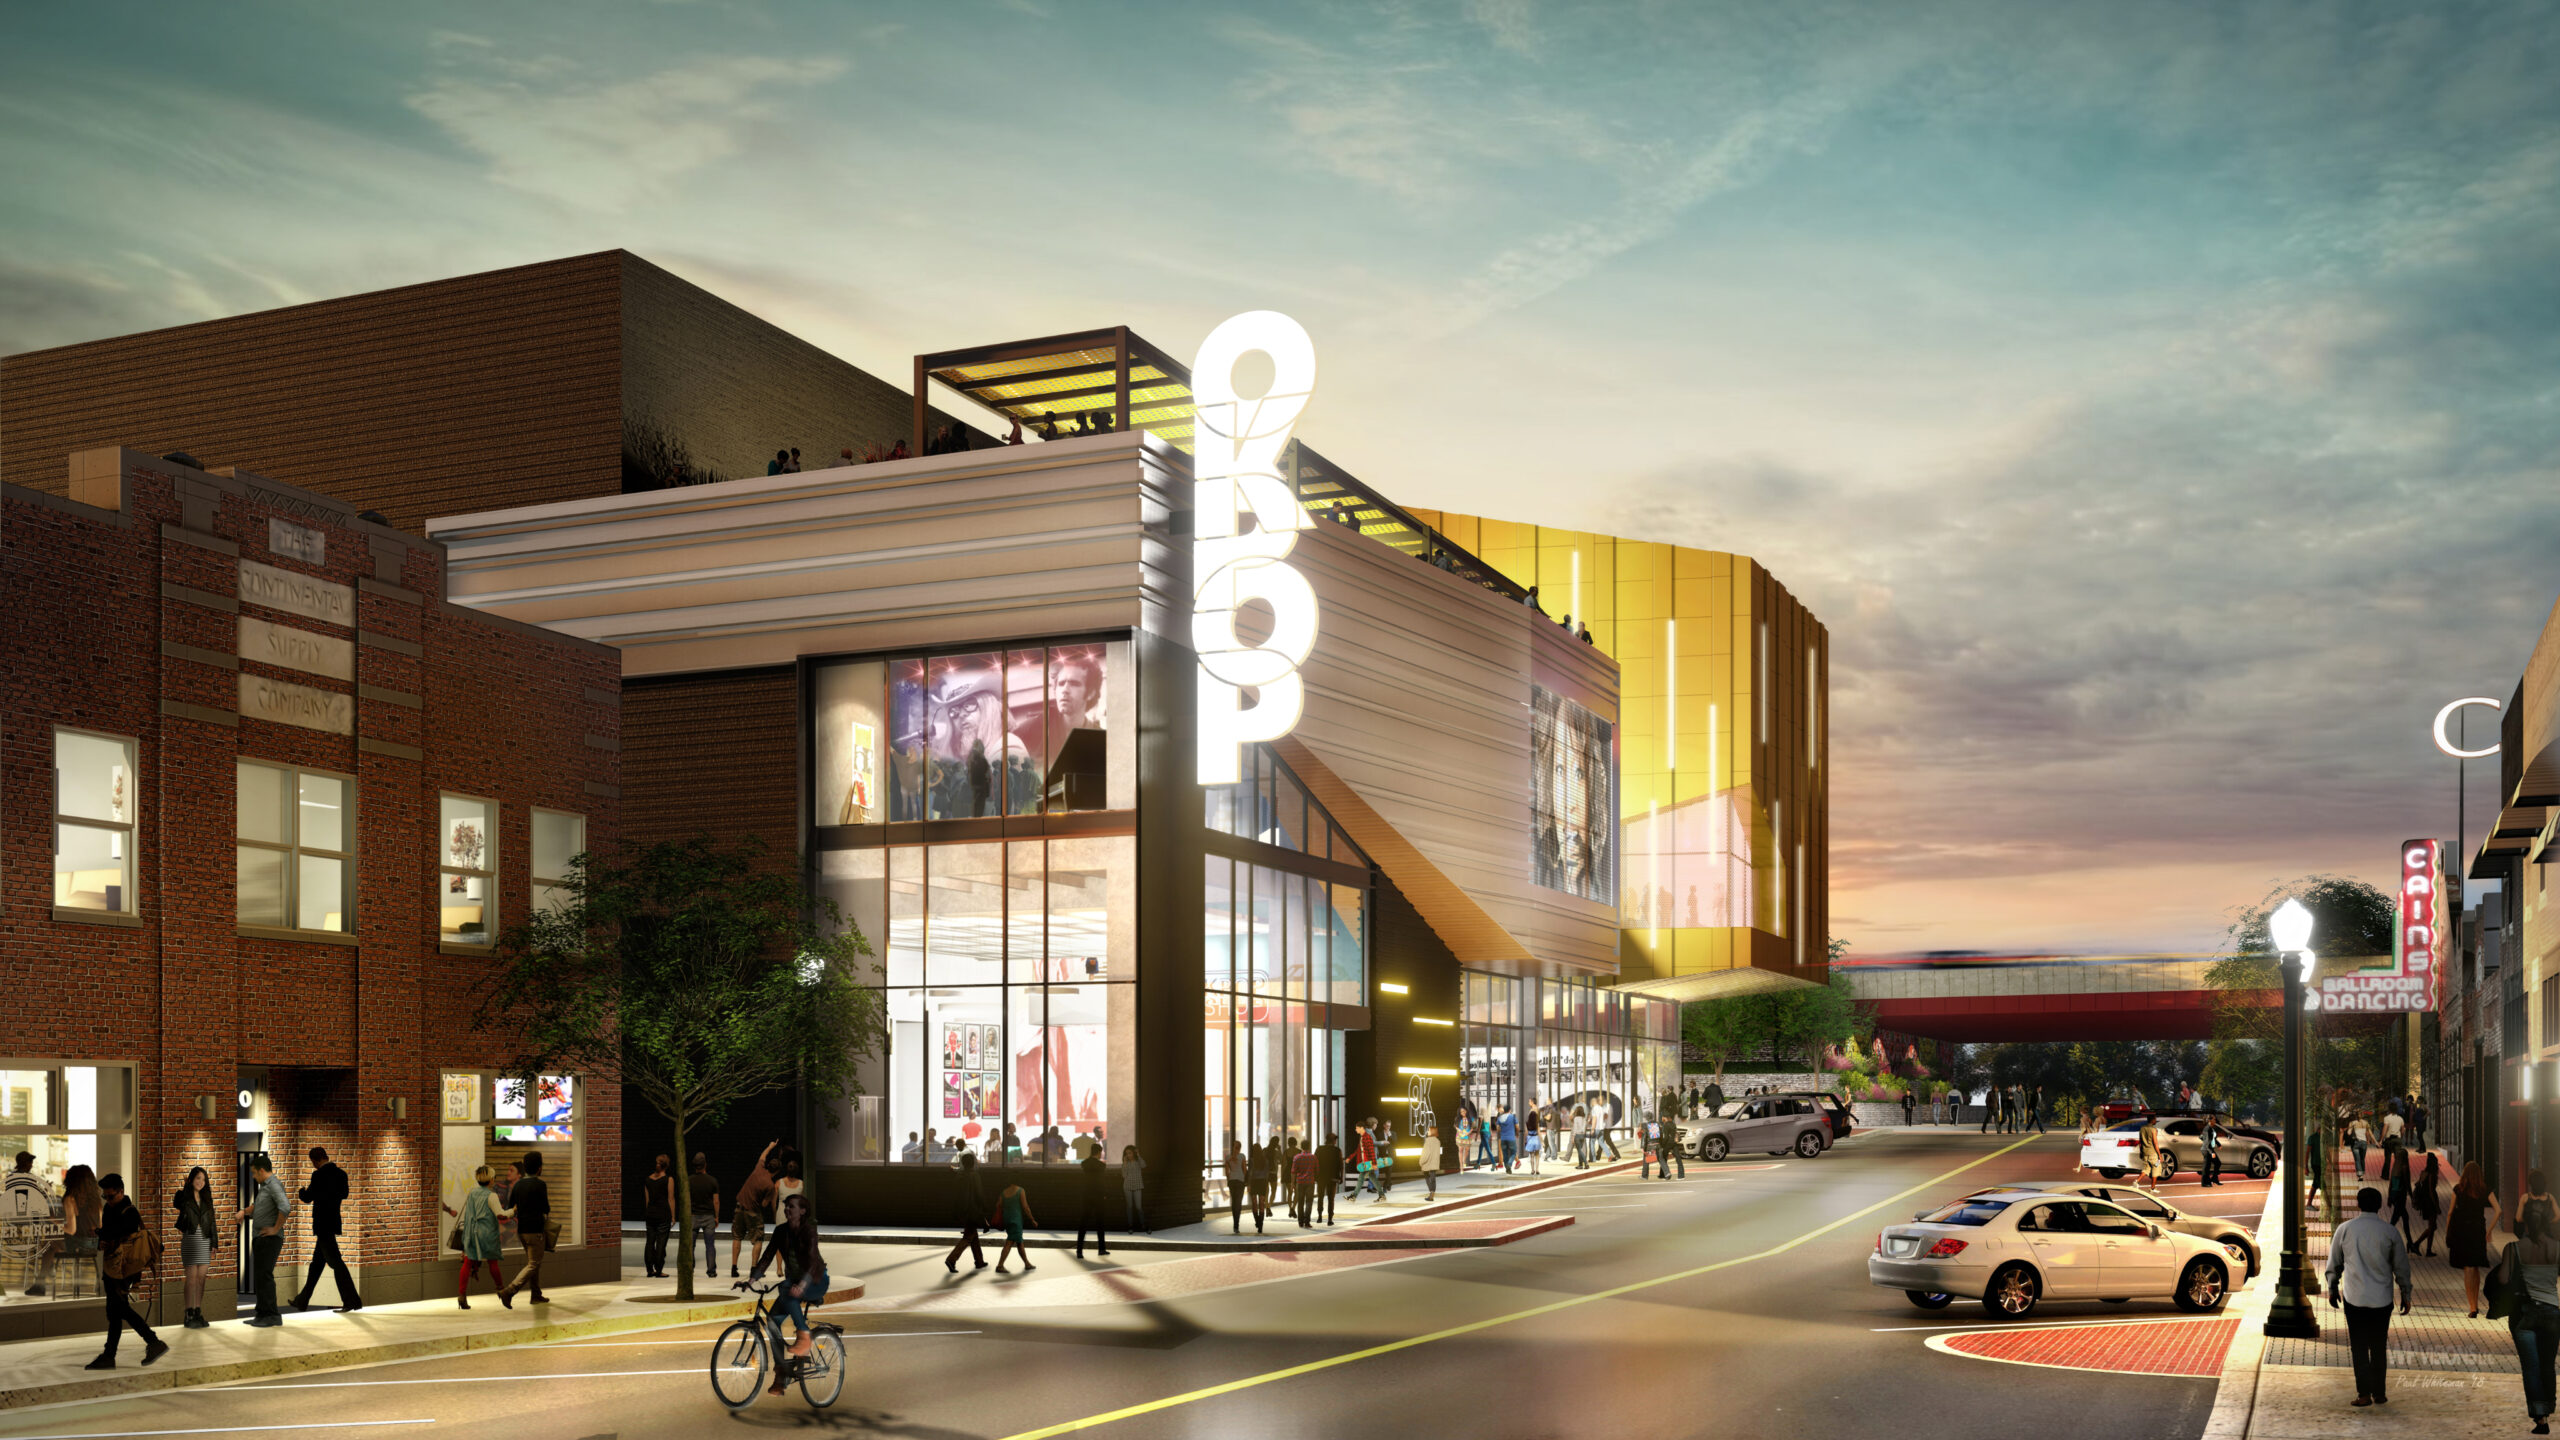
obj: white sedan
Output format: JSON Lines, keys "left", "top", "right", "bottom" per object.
{"left": 1868, "top": 1188, "right": 2235, "bottom": 1319}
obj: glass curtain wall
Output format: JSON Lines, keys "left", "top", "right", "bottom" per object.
{"left": 817, "top": 836, "right": 1135, "bottom": 1165}
{"left": 1457, "top": 972, "right": 1676, "bottom": 1162}
{"left": 1201, "top": 745, "right": 1371, "bottom": 1210}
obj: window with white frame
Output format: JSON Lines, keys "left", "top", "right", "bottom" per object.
{"left": 53, "top": 731, "right": 136, "bottom": 914}
{"left": 439, "top": 794, "right": 497, "bottom": 944}
{"left": 531, "top": 809, "right": 585, "bottom": 914}
{"left": 237, "top": 761, "right": 354, "bottom": 933}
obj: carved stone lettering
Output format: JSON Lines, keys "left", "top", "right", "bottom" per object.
{"left": 239, "top": 559, "right": 353, "bottom": 628}
{"left": 268, "top": 516, "right": 327, "bottom": 565}
{"left": 238, "top": 617, "right": 354, "bottom": 681}
{"left": 238, "top": 674, "right": 353, "bottom": 735}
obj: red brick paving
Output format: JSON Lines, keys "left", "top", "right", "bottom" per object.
{"left": 1939, "top": 1317, "right": 2238, "bottom": 1375}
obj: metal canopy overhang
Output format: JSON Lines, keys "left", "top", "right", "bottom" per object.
{"left": 1609, "top": 968, "right": 1823, "bottom": 1004}
{"left": 913, "top": 326, "right": 1532, "bottom": 605}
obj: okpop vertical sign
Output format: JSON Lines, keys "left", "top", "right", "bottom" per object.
{"left": 2308, "top": 838, "right": 2446, "bottom": 1014}
{"left": 1192, "top": 311, "right": 1320, "bottom": 786}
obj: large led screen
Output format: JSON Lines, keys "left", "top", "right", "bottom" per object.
{"left": 1531, "top": 685, "right": 1616, "bottom": 904}
{"left": 814, "top": 641, "right": 1127, "bottom": 825}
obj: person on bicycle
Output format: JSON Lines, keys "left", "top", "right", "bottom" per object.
{"left": 744, "top": 1193, "right": 828, "bottom": 1395}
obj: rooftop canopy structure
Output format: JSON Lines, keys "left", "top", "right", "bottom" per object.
{"left": 914, "top": 326, "right": 1532, "bottom": 605}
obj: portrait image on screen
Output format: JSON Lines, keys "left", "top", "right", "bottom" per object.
{"left": 1531, "top": 685, "right": 1616, "bottom": 904}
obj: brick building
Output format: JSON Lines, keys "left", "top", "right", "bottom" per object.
{"left": 1, "top": 447, "right": 620, "bottom": 1338}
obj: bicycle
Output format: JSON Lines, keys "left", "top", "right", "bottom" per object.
{"left": 709, "top": 1277, "right": 845, "bottom": 1412}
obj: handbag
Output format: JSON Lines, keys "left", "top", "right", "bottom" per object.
{"left": 543, "top": 1218, "right": 564, "bottom": 1248}
{"left": 449, "top": 1224, "right": 466, "bottom": 1251}
{"left": 2488, "top": 1242, "right": 2522, "bottom": 1321}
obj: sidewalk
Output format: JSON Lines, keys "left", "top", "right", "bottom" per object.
{"left": 2216, "top": 1142, "right": 2538, "bottom": 1436}
{"left": 635, "top": 1157, "right": 1647, "bottom": 1254}
{"left": 0, "top": 1272, "right": 863, "bottom": 1415}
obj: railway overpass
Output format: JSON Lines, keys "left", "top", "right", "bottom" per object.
{"left": 1832, "top": 953, "right": 2275, "bottom": 1042}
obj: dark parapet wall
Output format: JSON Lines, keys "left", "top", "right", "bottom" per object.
{"left": 0, "top": 253, "right": 626, "bottom": 533}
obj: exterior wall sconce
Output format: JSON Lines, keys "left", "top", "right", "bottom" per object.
{"left": 195, "top": 1095, "right": 220, "bottom": 1121}
{"left": 386, "top": 1097, "right": 409, "bottom": 1121}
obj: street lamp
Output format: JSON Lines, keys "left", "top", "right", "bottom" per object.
{"left": 2264, "top": 896, "right": 2320, "bottom": 1339}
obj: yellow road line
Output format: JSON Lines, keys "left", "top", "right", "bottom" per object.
{"left": 998, "top": 1134, "right": 2044, "bottom": 1439}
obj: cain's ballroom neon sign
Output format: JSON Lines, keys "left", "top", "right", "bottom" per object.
{"left": 1192, "top": 311, "right": 1320, "bottom": 786}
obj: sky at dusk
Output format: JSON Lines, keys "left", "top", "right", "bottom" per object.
{"left": 6, "top": 1, "right": 2555, "bottom": 955}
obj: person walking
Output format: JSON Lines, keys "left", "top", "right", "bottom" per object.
{"left": 2413, "top": 1097, "right": 2430, "bottom": 1155}
{"left": 1522, "top": 1109, "right": 1542, "bottom": 1176}
{"left": 1289, "top": 1140, "right": 1317, "bottom": 1225}
{"left": 2136, "top": 1114, "right": 2165, "bottom": 1191}
{"left": 2499, "top": 1178, "right": 2560, "bottom": 1434}
{"left": 172, "top": 1165, "right": 221, "bottom": 1328}
{"left": 291, "top": 1147, "right": 361, "bottom": 1313}
{"left": 1314, "top": 1134, "right": 1343, "bottom": 1225}
{"left": 730, "top": 1140, "right": 780, "bottom": 1279}
{"left": 1074, "top": 1146, "right": 1113, "bottom": 1259}
{"left": 945, "top": 1151, "right": 988, "bottom": 1273}
{"left": 1571, "top": 1105, "right": 1592, "bottom": 1169}
{"left": 687, "top": 1153, "right": 722, "bottom": 1279}
{"left": 1247, "top": 1139, "right": 1274, "bottom": 1233}
{"left": 2326, "top": 1185, "right": 2414, "bottom": 1407}
{"left": 1659, "top": 1091, "right": 1686, "bottom": 1179}
{"left": 440, "top": 1164, "right": 509, "bottom": 1307}
{"left": 2453, "top": 1160, "right": 2504, "bottom": 1318}
{"left": 639, "top": 1154, "right": 674, "bottom": 1278}
{"left": 235, "top": 1154, "right": 289, "bottom": 1326}
{"left": 1223, "top": 1139, "right": 1248, "bottom": 1233}
{"left": 87, "top": 1174, "right": 167, "bottom": 1370}
{"left": 1979, "top": 1089, "right": 1996, "bottom": 1134}
{"left": 2384, "top": 1141, "right": 2414, "bottom": 1245}
{"left": 2380, "top": 1102, "right": 2406, "bottom": 1150}
{"left": 1495, "top": 1107, "right": 1519, "bottom": 1173}
{"left": 1902, "top": 1087, "right": 1915, "bottom": 1127}
{"left": 2029, "top": 1086, "right": 2047, "bottom": 1135}
{"left": 2412, "top": 1152, "right": 2444, "bottom": 1256}
{"left": 2347, "top": 1112, "right": 2373, "bottom": 1180}
{"left": 1470, "top": 1111, "right": 1493, "bottom": 1169}
{"left": 990, "top": 1176, "right": 1037, "bottom": 1273}
{"left": 2199, "top": 1117, "right": 2223, "bottom": 1189}
{"left": 494, "top": 1150, "right": 551, "bottom": 1307}
{"left": 1420, "top": 1125, "right": 1444, "bottom": 1199}
{"left": 1121, "top": 1146, "right": 1148, "bottom": 1232}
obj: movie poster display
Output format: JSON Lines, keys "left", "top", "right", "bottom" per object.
{"left": 814, "top": 643, "right": 1123, "bottom": 826}
{"left": 1530, "top": 685, "right": 1617, "bottom": 904}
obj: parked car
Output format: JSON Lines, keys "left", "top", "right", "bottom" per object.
{"left": 1959, "top": 1180, "right": 2259, "bottom": 1278}
{"left": 2080, "top": 1116, "right": 2279, "bottom": 1182}
{"left": 1869, "top": 1188, "right": 2234, "bottom": 1319}
{"left": 1681, "top": 1095, "right": 1833, "bottom": 1161}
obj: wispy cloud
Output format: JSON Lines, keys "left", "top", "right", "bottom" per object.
{"left": 406, "top": 52, "right": 846, "bottom": 212}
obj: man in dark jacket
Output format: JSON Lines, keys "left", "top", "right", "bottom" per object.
{"left": 1074, "top": 1150, "right": 1113, "bottom": 1259}
{"left": 291, "top": 1147, "right": 361, "bottom": 1312}
{"left": 87, "top": 1174, "right": 168, "bottom": 1369}
{"left": 495, "top": 1151, "right": 550, "bottom": 1306}
{"left": 1314, "top": 1135, "right": 1344, "bottom": 1225}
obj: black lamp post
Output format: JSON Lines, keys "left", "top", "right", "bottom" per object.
{"left": 2264, "top": 897, "right": 2320, "bottom": 1339}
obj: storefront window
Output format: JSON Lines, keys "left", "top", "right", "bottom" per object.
{"left": 237, "top": 761, "right": 354, "bottom": 932}
{"left": 439, "top": 1072, "right": 581, "bottom": 1252}
{"left": 531, "top": 809, "right": 585, "bottom": 913}
{"left": 0, "top": 1062, "right": 137, "bottom": 1306}
{"left": 438, "top": 794, "right": 497, "bottom": 944}
{"left": 825, "top": 836, "right": 1136, "bottom": 1163}
{"left": 53, "top": 730, "right": 136, "bottom": 914}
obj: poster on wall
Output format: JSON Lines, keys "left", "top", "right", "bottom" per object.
{"left": 1530, "top": 685, "right": 1617, "bottom": 904}
{"left": 941, "top": 1072, "right": 963, "bottom": 1118}
{"left": 963, "top": 1024, "right": 984, "bottom": 1068}
{"left": 941, "top": 1024, "right": 964, "bottom": 1068}
{"left": 811, "top": 660, "right": 887, "bottom": 826}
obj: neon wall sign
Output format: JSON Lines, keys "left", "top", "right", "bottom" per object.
{"left": 1192, "top": 311, "right": 1319, "bottom": 786}
{"left": 2307, "top": 838, "right": 2444, "bottom": 1014}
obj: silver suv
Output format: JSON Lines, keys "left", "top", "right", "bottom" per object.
{"left": 1960, "top": 1179, "right": 2260, "bottom": 1278}
{"left": 1681, "top": 1095, "right": 1833, "bottom": 1161}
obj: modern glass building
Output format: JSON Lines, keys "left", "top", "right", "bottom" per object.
{"left": 428, "top": 320, "right": 1793, "bottom": 1223}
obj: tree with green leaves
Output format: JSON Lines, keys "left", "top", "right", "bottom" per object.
{"left": 1682, "top": 992, "right": 1776, "bottom": 1084}
{"left": 476, "top": 834, "right": 884, "bottom": 1301}
{"left": 2205, "top": 875, "right": 2396, "bottom": 1119}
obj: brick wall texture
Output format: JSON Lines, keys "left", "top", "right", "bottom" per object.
{"left": 2, "top": 250, "right": 980, "bottom": 536}
{"left": 1, "top": 450, "right": 620, "bottom": 1317}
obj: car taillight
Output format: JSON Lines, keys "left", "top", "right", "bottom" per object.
{"left": 1926, "top": 1238, "right": 1968, "bottom": 1258}
{"left": 1876, "top": 1233, "right": 1885, "bottom": 1255}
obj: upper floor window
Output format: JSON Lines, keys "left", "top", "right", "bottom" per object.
{"left": 439, "top": 794, "right": 497, "bottom": 944}
{"left": 531, "top": 809, "right": 586, "bottom": 913}
{"left": 237, "top": 761, "right": 354, "bottom": 933}
{"left": 54, "top": 730, "right": 136, "bottom": 914}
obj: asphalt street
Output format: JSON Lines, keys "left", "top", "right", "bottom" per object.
{"left": 0, "top": 1129, "right": 2265, "bottom": 1440}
